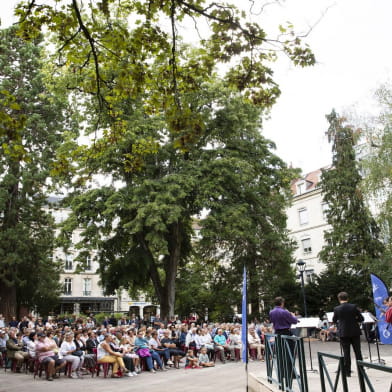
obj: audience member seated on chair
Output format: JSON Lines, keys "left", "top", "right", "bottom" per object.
{"left": 228, "top": 328, "right": 242, "bottom": 361}
{"left": 97, "top": 334, "right": 131, "bottom": 378}
{"left": 213, "top": 329, "right": 230, "bottom": 363}
{"left": 85, "top": 331, "right": 99, "bottom": 354}
{"left": 6, "top": 329, "right": 29, "bottom": 372}
{"left": 198, "top": 347, "right": 214, "bottom": 367}
{"left": 120, "top": 336, "right": 140, "bottom": 373}
{"left": 0, "top": 330, "right": 7, "bottom": 354}
{"left": 247, "top": 327, "right": 264, "bottom": 361}
{"left": 35, "top": 332, "right": 66, "bottom": 381}
{"left": 148, "top": 331, "right": 173, "bottom": 367}
{"left": 26, "top": 332, "right": 38, "bottom": 359}
{"left": 60, "top": 332, "right": 82, "bottom": 379}
{"left": 199, "top": 329, "right": 214, "bottom": 360}
{"left": 74, "top": 331, "right": 96, "bottom": 370}
{"left": 160, "top": 330, "right": 185, "bottom": 369}
{"left": 134, "top": 330, "right": 163, "bottom": 373}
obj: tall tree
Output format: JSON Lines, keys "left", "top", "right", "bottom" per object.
{"left": 0, "top": 27, "right": 70, "bottom": 319}
{"left": 361, "top": 84, "right": 392, "bottom": 284}
{"left": 60, "top": 82, "right": 297, "bottom": 319}
{"left": 14, "top": 1, "right": 315, "bottom": 319}
{"left": 319, "top": 110, "right": 384, "bottom": 277}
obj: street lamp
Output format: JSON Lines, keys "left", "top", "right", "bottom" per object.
{"left": 297, "top": 259, "right": 317, "bottom": 373}
{"left": 297, "top": 259, "right": 308, "bottom": 318}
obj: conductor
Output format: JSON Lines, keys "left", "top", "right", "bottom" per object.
{"left": 332, "top": 291, "right": 364, "bottom": 377}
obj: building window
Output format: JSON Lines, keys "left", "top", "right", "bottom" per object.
{"left": 83, "top": 278, "right": 92, "bottom": 296}
{"left": 298, "top": 208, "right": 309, "bottom": 225}
{"left": 64, "top": 278, "right": 72, "bottom": 295}
{"left": 305, "top": 269, "right": 314, "bottom": 283}
{"left": 301, "top": 238, "right": 312, "bottom": 254}
{"left": 297, "top": 182, "right": 306, "bottom": 195}
{"left": 86, "top": 256, "right": 92, "bottom": 271}
{"left": 64, "top": 254, "right": 73, "bottom": 271}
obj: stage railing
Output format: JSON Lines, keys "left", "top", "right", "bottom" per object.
{"left": 357, "top": 360, "right": 392, "bottom": 392}
{"left": 265, "top": 333, "right": 308, "bottom": 392}
{"left": 318, "top": 352, "right": 348, "bottom": 392}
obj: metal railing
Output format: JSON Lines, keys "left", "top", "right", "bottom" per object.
{"left": 318, "top": 352, "right": 348, "bottom": 392}
{"left": 265, "top": 333, "right": 308, "bottom": 392}
{"left": 357, "top": 360, "right": 392, "bottom": 392}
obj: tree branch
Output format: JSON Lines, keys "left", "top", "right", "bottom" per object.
{"left": 71, "top": 0, "right": 105, "bottom": 111}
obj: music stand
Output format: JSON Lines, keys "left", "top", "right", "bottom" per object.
{"left": 292, "top": 317, "right": 319, "bottom": 372}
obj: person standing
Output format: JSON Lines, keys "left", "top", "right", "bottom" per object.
{"left": 269, "top": 297, "right": 298, "bottom": 383}
{"left": 269, "top": 297, "right": 298, "bottom": 336}
{"left": 332, "top": 291, "right": 364, "bottom": 377}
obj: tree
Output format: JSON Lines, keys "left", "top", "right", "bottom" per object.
{"left": 0, "top": 27, "right": 70, "bottom": 319}
{"left": 361, "top": 84, "right": 392, "bottom": 285}
{"left": 305, "top": 270, "right": 373, "bottom": 317}
{"left": 14, "top": 1, "right": 315, "bottom": 319}
{"left": 319, "top": 110, "right": 384, "bottom": 282}
{"left": 14, "top": 0, "right": 315, "bottom": 151}
{"left": 60, "top": 82, "right": 297, "bottom": 319}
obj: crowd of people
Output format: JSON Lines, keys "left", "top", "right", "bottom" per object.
{"left": 0, "top": 313, "right": 271, "bottom": 381}
{"left": 1, "top": 292, "right": 380, "bottom": 382}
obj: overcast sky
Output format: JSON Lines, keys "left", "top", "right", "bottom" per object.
{"left": 2, "top": 0, "right": 392, "bottom": 174}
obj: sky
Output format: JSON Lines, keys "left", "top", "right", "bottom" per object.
{"left": 1, "top": 0, "right": 392, "bottom": 174}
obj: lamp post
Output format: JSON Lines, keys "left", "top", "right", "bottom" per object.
{"left": 296, "top": 259, "right": 316, "bottom": 372}
{"left": 297, "top": 259, "right": 308, "bottom": 318}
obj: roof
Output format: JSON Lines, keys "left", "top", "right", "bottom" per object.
{"left": 291, "top": 168, "right": 326, "bottom": 195}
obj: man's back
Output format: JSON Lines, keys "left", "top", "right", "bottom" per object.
{"left": 333, "top": 302, "right": 363, "bottom": 337}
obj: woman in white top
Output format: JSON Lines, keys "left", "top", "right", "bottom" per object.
{"left": 26, "top": 332, "right": 37, "bottom": 359}
{"left": 60, "top": 332, "right": 82, "bottom": 378}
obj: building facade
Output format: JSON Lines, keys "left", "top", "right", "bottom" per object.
{"left": 286, "top": 168, "right": 330, "bottom": 281}
{"left": 50, "top": 200, "right": 157, "bottom": 317}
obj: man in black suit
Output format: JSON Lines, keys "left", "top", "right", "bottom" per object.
{"left": 333, "top": 291, "right": 364, "bottom": 377}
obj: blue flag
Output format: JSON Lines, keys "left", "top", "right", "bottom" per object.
{"left": 241, "top": 266, "right": 248, "bottom": 362}
{"left": 370, "top": 273, "right": 392, "bottom": 344}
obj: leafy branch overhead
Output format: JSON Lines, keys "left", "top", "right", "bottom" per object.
{"left": 14, "top": 0, "right": 315, "bottom": 140}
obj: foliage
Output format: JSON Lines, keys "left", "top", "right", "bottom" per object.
{"left": 0, "top": 27, "right": 72, "bottom": 319}
{"left": 360, "top": 84, "right": 392, "bottom": 285}
{"left": 58, "top": 82, "right": 298, "bottom": 319}
{"left": 304, "top": 269, "right": 372, "bottom": 316}
{"left": 10, "top": 1, "right": 315, "bottom": 319}
{"left": 319, "top": 110, "right": 385, "bottom": 275}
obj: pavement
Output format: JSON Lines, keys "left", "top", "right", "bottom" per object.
{"left": 0, "top": 340, "right": 391, "bottom": 392}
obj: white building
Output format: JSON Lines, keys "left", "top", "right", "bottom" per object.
{"left": 286, "top": 168, "right": 330, "bottom": 281}
{"left": 49, "top": 198, "right": 157, "bottom": 317}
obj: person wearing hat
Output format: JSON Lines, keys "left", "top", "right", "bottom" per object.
{"left": 36, "top": 332, "right": 66, "bottom": 381}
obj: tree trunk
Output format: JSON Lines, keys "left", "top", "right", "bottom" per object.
{"left": 0, "top": 280, "right": 17, "bottom": 321}
{"left": 161, "top": 222, "right": 182, "bottom": 320}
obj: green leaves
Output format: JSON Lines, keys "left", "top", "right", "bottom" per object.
{"left": 320, "top": 110, "right": 385, "bottom": 274}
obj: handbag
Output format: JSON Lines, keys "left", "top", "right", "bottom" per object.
{"left": 72, "top": 350, "right": 84, "bottom": 357}
{"left": 137, "top": 348, "right": 151, "bottom": 357}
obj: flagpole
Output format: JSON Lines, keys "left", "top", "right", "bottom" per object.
{"left": 242, "top": 266, "right": 248, "bottom": 391}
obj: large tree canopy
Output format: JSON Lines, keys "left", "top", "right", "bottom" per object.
{"left": 13, "top": 0, "right": 315, "bottom": 167}
{"left": 8, "top": 0, "right": 315, "bottom": 318}
{"left": 60, "top": 82, "right": 297, "bottom": 319}
{"left": 0, "top": 27, "right": 72, "bottom": 319}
